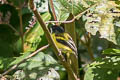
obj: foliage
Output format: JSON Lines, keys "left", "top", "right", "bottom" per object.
{"left": 0, "top": 0, "right": 120, "bottom": 80}
{"left": 11, "top": 52, "right": 60, "bottom": 80}
{"left": 84, "top": 56, "right": 120, "bottom": 80}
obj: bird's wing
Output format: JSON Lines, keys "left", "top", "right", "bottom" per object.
{"left": 56, "top": 33, "right": 77, "bottom": 54}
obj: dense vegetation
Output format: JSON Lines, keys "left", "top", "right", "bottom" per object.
{"left": 0, "top": 0, "right": 120, "bottom": 80}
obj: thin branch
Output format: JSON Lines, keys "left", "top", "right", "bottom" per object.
{"left": 86, "top": 33, "right": 94, "bottom": 61}
{"left": 86, "top": 45, "right": 94, "bottom": 61}
{"left": 78, "top": 33, "right": 94, "bottom": 61}
{"left": 49, "top": 0, "right": 58, "bottom": 25}
{"left": 46, "top": 18, "right": 75, "bottom": 24}
{"left": 1, "top": 44, "right": 50, "bottom": 77}
{"left": 29, "top": 0, "right": 79, "bottom": 80}
{"left": 8, "top": 24, "right": 20, "bottom": 35}
{"left": 3, "top": 23, "right": 20, "bottom": 35}
{"left": 18, "top": 8, "right": 24, "bottom": 52}
{"left": 46, "top": 3, "right": 98, "bottom": 24}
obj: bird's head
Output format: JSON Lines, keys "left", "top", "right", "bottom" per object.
{"left": 50, "top": 25, "right": 64, "bottom": 34}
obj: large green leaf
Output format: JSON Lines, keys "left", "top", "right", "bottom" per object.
{"left": 10, "top": 52, "right": 59, "bottom": 80}
{"left": 58, "top": 0, "right": 95, "bottom": 16}
{"left": 114, "top": 20, "right": 120, "bottom": 45}
{"left": 0, "top": 57, "right": 15, "bottom": 72}
{"left": 50, "top": 0, "right": 69, "bottom": 21}
{"left": 50, "top": 0, "right": 96, "bottom": 22}
{"left": 0, "top": 4, "right": 22, "bottom": 55}
{"left": 0, "top": 24, "right": 19, "bottom": 57}
{"left": 85, "top": 0, "right": 120, "bottom": 44}
{"left": 84, "top": 56, "right": 120, "bottom": 80}
{"left": 13, "top": 68, "right": 60, "bottom": 80}
{"left": 58, "top": 0, "right": 86, "bottom": 16}
{"left": 24, "top": 12, "right": 51, "bottom": 52}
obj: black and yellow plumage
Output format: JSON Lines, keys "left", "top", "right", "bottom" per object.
{"left": 50, "top": 25, "right": 77, "bottom": 58}
{"left": 51, "top": 25, "right": 79, "bottom": 76}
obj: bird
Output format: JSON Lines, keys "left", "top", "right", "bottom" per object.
{"left": 50, "top": 25, "right": 79, "bottom": 76}
{"left": 50, "top": 25, "right": 77, "bottom": 59}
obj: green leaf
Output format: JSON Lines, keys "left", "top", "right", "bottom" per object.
{"left": 84, "top": 56, "right": 120, "bottom": 80}
{"left": 114, "top": 21, "right": 120, "bottom": 45}
{"left": 0, "top": 57, "right": 15, "bottom": 71}
{"left": 13, "top": 68, "right": 60, "bottom": 80}
{"left": 0, "top": 4, "right": 19, "bottom": 29}
{"left": 10, "top": 52, "right": 57, "bottom": 70}
{"left": 58, "top": 0, "right": 86, "bottom": 15}
{"left": 11, "top": 52, "right": 58, "bottom": 80}
{"left": 0, "top": 24, "right": 19, "bottom": 57}
{"left": 24, "top": 12, "right": 51, "bottom": 52}
{"left": 58, "top": 0, "right": 95, "bottom": 16}
{"left": 51, "top": 0, "right": 69, "bottom": 21}
{"left": 21, "top": 52, "right": 57, "bottom": 69}
{"left": 85, "top": 1, "right": 120, "bottom": 44}
{"left": 103, "top": 48, "right": 120, "bottom": 55}
{"left": 34, "top": 0, "right": 48, "bottom": 12}
{"left": 10, "top": 52, "right": 31, "bottom": 66}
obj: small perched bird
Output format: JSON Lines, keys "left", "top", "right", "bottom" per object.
{"left": 50, "top": 25, "right": 77, "bottom": 59}
{"left": 50, "top": 25, "right": 79, "bottom": 76}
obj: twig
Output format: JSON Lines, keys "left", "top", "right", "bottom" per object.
{"left": 46, "top": 3, "right": 98, "bottom": 24}
{"left": 46, "top": 18, "right": 75, "bottom": 24}
{"left": 49, "top": 0, "right": 58, "bottom": 25}
{"left": 3, "top": 23, "right": 20, "bottom": 35}
{"left": 1, "top": 44, "right": 50, "bottom": 77}
{"left": 29, "top": 0, "right": 79, "bottom": 80}
{"left": 86, "top": 45, "right": 94, "bottom": 61}
{"left": 86, "top": 33, "right": 94, "bottom": 61}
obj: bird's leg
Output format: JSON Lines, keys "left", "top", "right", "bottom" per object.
{"left": 58, "top": 50, "right": 62, "bottom": 56}
{"left": 58, "top": 51, "right": 66, "bottom": 61}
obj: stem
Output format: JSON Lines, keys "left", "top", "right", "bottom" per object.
{"left": 78, "top": 33, "right": 94, "bottom": 61}
{"left": 7, "top": 24, "right": 20, "bottom": 35}
{"left": 87, "top": 46, "right": 94, "bottom": 61}
{"left": 46, "top": 3, "right": 98, "bottom": 24}
{"left": 85, "top": 33, "right": 94, "bottom": 61}
{"left": 1, "top": 44, "right": 50, "bottom": 77}
{"left": 29, "top": 0, "right": 79, "bottom": 80}
{"left": 49, "top": 0, "right": 58, "bottom": 25}
{"left": 46, "top": 18, "right": 75, "bottom": 24}
{"left": 18, "top": 8, "right": 24, "bottom": 52}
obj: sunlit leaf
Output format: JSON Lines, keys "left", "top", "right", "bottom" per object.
{"left": 103, "top": 48, "right": 120, "bottom": 55}
{"left": 10, "top": 52, "right": 31, "bottom": 66}
{"left": 85, "top": 0, "right": 120, "bottom": 44}
{"left": 51, "top": 0, "right": 69, "bottom": 21}
{"left": 13, "top": 68, "right": 60, "bottom": 80}
{"left": 11, "top": 52, "right": 58, "bottom": 80}
{"left": 58, "top": 0, "right": 91, "bottom": 15}
{"left": 34, "top": 0, "right": 48, "bottom": 12}
{"left": 84, "top": 56, "right": 120, "bottom": 80}
{"left": 24, "top": 12, "right": 51, "bottom": 52}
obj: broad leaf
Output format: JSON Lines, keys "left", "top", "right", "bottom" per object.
{"left": 24, "top": 12, "right": 51, "bottom": 52}
{"left": 103, "top": 48, "right": 120, "bottom": 55}
{"left": 85, "top": 0, "right": 120, "bottom": 44}
{"left": 84, "top": 56, "right": 120, "bottom": 80}
{"left": 11, "top": 52, "right": 59, "bottom": 80}
{"left": 51, "top": 0, "right": 69, "bottom": 21}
